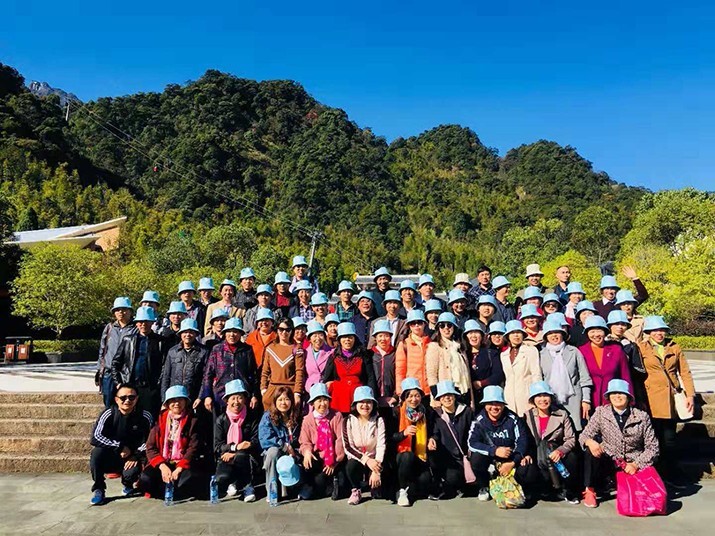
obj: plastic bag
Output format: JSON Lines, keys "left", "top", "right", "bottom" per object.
{"left": 489, "top": 469, "right": 526, "bottom": 509}
{"left": 616, "top": 466, "right": 667, "bottom": 517}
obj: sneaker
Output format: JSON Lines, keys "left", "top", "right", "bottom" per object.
{"left": 105, "top": 472, "right": 121, "bottom": 479}
{"left": 428, "top": 490, "right": 444, "bottom": 501}
{"left": 583, "top": 487, "right": 598, "bottom": 508}
{"left": 558, "top": 490, "right": 580, "bottom": 505}
{"left": 347, "top": 488, "right": 361, "bottom": 505}
{"left": 243, "top": 485, "right": 256, "bottom": 503}
{"left": 90, "top": 489, "right": 105, "bottom": 506}
{"left": 477, "top": 487, "right": 490, "bottom": 502}
{"left": 122, "top": 485, "right": 135, "bottom": 496}
{"left": 298, "top": 484, "right": 312, "bottom": 501}
{"left": 397, "top": 488, "right": 410, "bottom": 507}
{"left": 371, "top": 487, "right": 383, "bottom": 500}
{"left": 226, "top": 483, "right": 238, "bottom": 497}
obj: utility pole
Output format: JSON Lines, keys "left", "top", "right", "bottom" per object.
{"left": 307, "top": 231, "right": 323, "bottom": 275}
{"left": 65, "top": 101, "right": 71, "bottom": 121}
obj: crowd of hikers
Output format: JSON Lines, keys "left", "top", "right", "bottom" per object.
{"left": 90, "top": 257, "right": 695, "bottom": 513}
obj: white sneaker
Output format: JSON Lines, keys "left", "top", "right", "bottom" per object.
{"left": 478, "top": 487, "right": 490, "bottom": 502}
{"left": 397, "top": 488, "right": 410, "bottom": 507}
{"left": 226, "top": 483, "right": 238, "bottom": 497}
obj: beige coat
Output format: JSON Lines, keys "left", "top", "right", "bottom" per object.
{"left": 639, "top": 339, "right": 696, "bottom": 419}
{"left": 203, "top": 302, "right": 244, "bottom": 336}
{"left": 624, "top": 315, "right": 645, "bottom": 344}
{"left": 500, "top": 345, "right": 542, "bottom": 416}
{"left": 425, "top": 340, "right": 471, "bottom": 396}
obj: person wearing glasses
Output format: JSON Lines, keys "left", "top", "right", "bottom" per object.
{"left": 89, "top": 383, "right": 153, "bottom": 505}
{"left": 260, "top": 318, "right": 306, "bottom": 409}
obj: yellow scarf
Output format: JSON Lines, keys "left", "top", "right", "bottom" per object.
{"left": 398, "top": 405, "right": 428, "bottom": 461}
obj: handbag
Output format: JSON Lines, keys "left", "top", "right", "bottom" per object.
{"left": 616, "top": 465, "right": 667, "bottom": 517}
{"left": 489, "top": 469, "right": 526, "bottom": 509}
{"left": 656, "top": 354, "right": 693, "bottom": 420}
{"left": 439, "top": 411, "right": 476, "bottom": 483}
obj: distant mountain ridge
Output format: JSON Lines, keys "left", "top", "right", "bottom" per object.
{"left": 28, "top": 81, "right": 79, "bottom": 108}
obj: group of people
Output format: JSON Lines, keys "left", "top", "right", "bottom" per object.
{"left": 90, "top": 257, "right": 696, "bottom": 511}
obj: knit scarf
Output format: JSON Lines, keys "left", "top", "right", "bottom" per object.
{"left": 226, "top": 405, "right": 247, "bottom": 445}
{"left": 314, "top": 410, "right": 335, "bottom": 466}
{"left": 546, "top": 342, "right": 574, "bottom": 404}
{"left": 443, "top": 338, "right": 470, "bottom": 394}
{"left": 162, "top": 412, "right": 187, "bottom": 462}
{"left": 398, "top": 404, "right": 427, "bottom": 461}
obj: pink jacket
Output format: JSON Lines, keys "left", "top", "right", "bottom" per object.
{"left": 579, "top": 341, "right": 632, "bottom": 407}
{"left": 304, "top": 344, "right": 333, "bottom": 393}
{"left": 298, "top": 410, "right": 345, "bottom": 463}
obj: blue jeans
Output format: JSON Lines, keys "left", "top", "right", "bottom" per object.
{"left": 101, "top": 371, "right": 115, "bottom": 408}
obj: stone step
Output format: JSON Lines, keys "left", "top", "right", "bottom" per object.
{"left": 701, "top": 404, "right": 715, "bottom": 420}
{"left": 0, "top": 453, "right": 87, "bottom": 473}
{"left": 0, "top": 392, "right": 101, "bottom": 404}
{"left": 700, "top": 393, "right": 715, "bottom": 405}
{"left": 674, "top": 458, "right": 715, "bottom": 481}
{"left": 0, "top": 403, "right": 103, "bottom": 420}
{"left": 0, "top": 418, "right": 95, "bottom": 436}
{"left": 677, "top": 420, "right": 715, "bottom": 439}
{"left": 0, "top": 436, "right": 90, "bottom": 455}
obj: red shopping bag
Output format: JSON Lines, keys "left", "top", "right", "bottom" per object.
{"left": 616, "top": 466, "right": 667, "bottom": 517}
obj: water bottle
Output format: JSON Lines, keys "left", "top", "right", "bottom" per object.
{"left": 269, "top": 476, "right": 278, "bottom": 507}
{"left": 209, "top": 475, "right": 219, "bottom": 504}
{"left": 164, "top": 481, "right": 174, "bottom": 506}
{"left": 553, "top": 459, "right": 570, "bottom": 479}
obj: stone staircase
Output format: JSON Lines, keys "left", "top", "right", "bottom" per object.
{"left": 675, "top": 392, "right": 715, "bottom": 480}
{"left": 0, "top": 392, "right": 101, "bottom": 472}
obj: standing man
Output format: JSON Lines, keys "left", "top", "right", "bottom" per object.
{"left": 197, "top": 277, "right": 219, "bottom": 307}
{"left": 97, "top": 297, "right": 136, "bottom": 408}
{"left": 244, "top": 284, "right": 283, "bottom": 333}
{"left": 333, "top": 280, "right": 357, "bottom": 321}
{"left": 273, "top": 271, "right": 295, "bottom": 318}
{"left": 398, "top": 279, "right": 422, "bottom": 317}
{"left": 289, "top": 255, "right": 319, "bottom": 294}
{"left": 515, "top": 264, "right": 547, "bottom": 308}
{"left": 547, "top": 265, "right": 571, "bottom": 305}
{"left": 372, "top": 266, "right": 392, "bottom": 316}
{"left": 351, "top": 291, "right": 379, "bottom": 346}
{"left": 492, "top": 276, "right": 516, "bottom": 323}
{"left": 417, "top": 274, "right": 446, "bottom": 309}
{"left": 235, "top": 267, "right": 258, "bottom": 310}
{"left": 160, "top": 318, "right": 209, "bottom": 405}
{"left": 177, "top": 281, "right": 206, "bottom": 333}
{"left": 468, "top": 265, "right": 495, "bottom": 304}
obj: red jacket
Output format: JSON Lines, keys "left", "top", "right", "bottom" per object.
{"left": 146, "top": 410, "right": 202, "bottom": 470}
{"left": 579, "top": 341, "right": 632, "bottom": 408}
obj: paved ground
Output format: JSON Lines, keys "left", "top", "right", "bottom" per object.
{"left": 0, "top": 474, "right": 713, "bottom": 535}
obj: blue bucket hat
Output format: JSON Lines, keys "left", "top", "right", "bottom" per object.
{"left": 615, "top": 289, "right": 637, "bottom": 306}
{"left": 371, "top": 319, "right": 393, "bottom": 336}
{"left": 222, "top": 317, "right": 244, "bottom": 333}
{"left": 294, "top": 280, "right": 313, "bottom": 292}
{"left": 167, "top": 301, "right": 187, "bottom": 315}
{"left": 256, "top": 308, "right": 275, "bottom": 323}
{"left": 643, "top": 315, "right": 669, "bottom": 332}
{"left": 141, "top": 290, "right": 160, "bottom": 304}
{"left": 382, "top": 290, "right": 401, "bottom": 304}
{"left": 209, "top": 308, "right": 230, "bottom": 323}
{"left": 488, "top": 321, "right": 507, "bottom": 334}
{"left": 291, "top": 255, "right": 309, "bottom": 268}
{"left": 520, "top": 303, "right": 543, "bottom": 319}
{"left": 566, "top": 282, "right": 585, "bottom": 295}
{"left": 306, "top": 320, "right": 325, "bottom": 338}
{"left": 223, "top": 378, "right": 249, "bottom": 399}
{"left": 437, "top": 312, "right": 458, "bottom": 327}
{"left": 276, "top": 455, "right": 301, "bottom": 487}
{"left": 463, "top": 319, "right": 484, "bottom": 335}
{"left": 219, "top": 279, "right": 237, "bottom": 291}
{"left": 356, "top": 290, "right": 374, "bottom": 304}
{"left": 163, "top": 385, "right": 190, "bottom": 403}
{"left": 542, "top": 319, "right": 567, "bottom": 337}
{"left": 337, "top": 280, "right": 355, "bottom": 294}
{"left": 256, "top": 284, "right": 273, "bottom": 296}
{"left": 373, "top": 266, "right": 392, "bottom": 282}
{"left": 239, "top": 267, "right": 256, "bottom": 280}
{"left": 273, "top": 271, "right": 291, "bottom": 285}
{"left": 600, "top": 275, "right": 620, "bottom": 290}
{"left": 310, "top": 292, "right": 329, "bottom": 306}
{"left": 547, "top": 312, "right": 569, "bottom": 327}
{"left": 477, "top": 295, "right": 497, "bottom": 308}
{"left": 504, "top": 319, "right": 526, "bottom": 336}
{"left": 435, "top": 380, "right": 460, "bottom": 399}
{"left": 523, "top": 287, "right": 543, "bottom": 301}
{"left": 198, "top": 277, "right": 215, "bottom": 291}
{"left": 542, "top": 293, "right": 560, "bottom": 306}
{"left": 406, "top": 309, "right": 427, "bottom": 324}
{"left": 337, "top": 322, "right": 357, "bottom": 339}
{"left": 423, "top": 299, "right": 443, "bottom": 314}
{"left": 491, "top": 276, "right": 511, "bottom": 290}
{"left": 418, "top": 274, "right": 435, "bottom": 288}
{"left": 178, "top": 318, "right": 200, "bottom": 334}
{"left": 399, "top": 280, "right": 417, "bottom": 292}
{"left": 528, "top": 381, "right": 555, "bottom": 402}
{"left": 604, "top": 378, "right": 632, "bottom": 399}
{"left": 400, "top": 377, "right": 424, "bottom": 398}
{"left": 352, "top": 385, "right": 377, "bottom": 404}
{"left": 134, "top": 306, "right": 156, "bottom": 323}
{"left": 576, "top": 300, "right": 597, "bottom": 316}
{"left": 447, "top": 289, "right": 467, "bottom": 305}
{"left": 607, "top": 310, "right": 632, "bottom": 327}
{"left": 308, "top": 382, "right": 331, "bottom": 403}
{"left": 481, "top": 385, "right": 506, "bottom": 405}
{"left": 291, "top": 316, "right": 307, "bottom": 329}
{"left": 583, "top": 315, "right": 608, "bottom": 332}
{"left": 111, "top": 297, "right": 133, "bottom": 312}
{"left": 177, "top": 281, "right": 195, "bottom": 295}
{"left": 324, "top": 313, "right": 340, "bottom": 326}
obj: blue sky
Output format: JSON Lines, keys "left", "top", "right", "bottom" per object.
{"left": 4, "top": 1, "right": 713, "bottom": 190}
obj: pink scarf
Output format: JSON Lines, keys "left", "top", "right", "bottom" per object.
{"left": 162, "top": 412, "right": 186, "bottom": 462}
{"left": 226, "top": 406, "right": 247, "bottom": 445}
{"left": 314, "top": 410, "right": 335, "bottom": 466}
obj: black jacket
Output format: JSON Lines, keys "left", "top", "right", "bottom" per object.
{"left": 111, "top": 332, "right": 166, "bottom": 388}
{"left": 432, "top": 404, "right": 474, "bottom": 463}
{"left": 371, "top": 347, "right": 396, "bottom": 402}
{"left": 160, "top": 342, "right": 210, "bottom": 401}
{"left": 213, "top": 409, "right": 261, "bottom": 458}
{"left": 90, "top": 406, "right": 153, "bottom": 457}
{"left": 468, "top": 347, "right": 505, "bottom": 400}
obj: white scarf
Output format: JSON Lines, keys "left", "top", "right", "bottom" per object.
{"left": 443, "top": 339, "right": 470, "bottom": 394}
{"left": 546, "top": 342, "right": 574, "bottom": 404}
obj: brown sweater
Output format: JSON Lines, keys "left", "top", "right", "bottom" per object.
{"left": 260, "top": 342, "right": 305, "bottom": 395}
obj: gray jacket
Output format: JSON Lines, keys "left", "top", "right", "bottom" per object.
{"left": 98, "top": 322, "right": 137, "bottom": 370}
{"left": 539, "top": 344, "right": 593, "bottom": 431}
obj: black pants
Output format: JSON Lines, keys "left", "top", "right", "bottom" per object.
{"left": 215, "top": 451, "right": 255, "bottom": 494}
{"left": 301, "top": 457, "right": 341, "bottom": 498}
{"left": 429, "top": 453, "right": 465, "bottom": 497}
{"left": 395, "top": 452, "right": 431, "bottom": 494}
{"left": 652, "top": 418, "right": 677, "bottom": 478}
{"left": 583, "top": 449, "right": 617, "bottom": 490}
{"left": 89, "top": 446, "right": 142, "bottom": 492}
{"left": 136, "top": 386, "right": 161, "bottom": 421}
{"left": 535, "top": 450, "right": 581, "bottom": 495}
{"left": 139, "top": 463, "right": 199, "bottom": 500}
{"left": 469, "top": 452, "right": 539, "bottom": 492}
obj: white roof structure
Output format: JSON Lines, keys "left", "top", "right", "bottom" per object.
{"left": 5, "top": 216, "right": 127, "bottom": 250}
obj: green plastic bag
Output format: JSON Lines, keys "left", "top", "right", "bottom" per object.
{"left": 489, "top": 469, "right": 526, "bottom": 509}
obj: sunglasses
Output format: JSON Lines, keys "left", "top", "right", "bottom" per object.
{"left": 438, "top": 323, "right": 455, "bottom": 329}
{"left": 117, "top": 395, "right": 137, "bottom": 402}
{"left": 277, "top": 327, "right": 293, "bottom": 332}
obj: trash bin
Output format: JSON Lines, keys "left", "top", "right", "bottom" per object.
{"left": 3, "top": 336, "right": 33, "bottom": 363}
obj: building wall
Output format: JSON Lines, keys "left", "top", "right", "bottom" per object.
{"left": 92, "top": 227, "right": 121, "bottom": 251}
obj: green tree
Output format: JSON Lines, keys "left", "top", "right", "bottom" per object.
{"left": 570, "top": 205, "right": 621, "bottom": 264}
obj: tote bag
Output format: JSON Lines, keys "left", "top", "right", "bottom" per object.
{"left": 439, "top": 411, "right": 476, "bottom": 483}
{"left": 616, "top": 466, "right": 667, "bottom": 517}
{"left": 489, "top": 468, "right": 526, "bottom": 509}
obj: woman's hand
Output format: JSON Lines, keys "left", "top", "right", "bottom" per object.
{"left": 294, "top": 393, "right": 302, "bottom": 405}
{"left": 581, "top": 402, "right": 591, "bottom": 421}
{"left": 403, "top": 425, "right": 417, "bottom": 437}
{"left": 220, "top": 452, "right": 235, "bottom": 463}
{"left": 236, "top": 440, "right": 252, "bottom": 451}
{"left": 204, "top": 397, "right": 213, "bottom": 412}
{"left": 250, "top": 396, "right": 258, "bottom": 409}
{"left": 160, "top": 464, "right": 173, "bottom": 483}
{"left": 387, "top": 397, "right": 397, "bottom": 407}
{"left": 323, "top": 464, "right": 334, "bottom": 476}
{"left": 192, "top": 398, "right": 201, "bottom": 410}
{"left": 624, "top": 463, "right": 638, "bottom": 475}
{"left": 427, "top": 438, "right": 437, "bottom": 451}
{"left": 549, "top": 450, "right": 562, "bottom": 463}
{"left": 498, "top": 461, "right": 515, "bottom": 476}
{"left": 495, "top": 446, "right": 513, "bottom": 459}
{"left": 124, "top": 459, "right": 138, "bottom": 470}
{"left": 171, "top": 466, "right": 183, "bottom": 482}
{"left": 520, "top": 455, "right": 533, "bottom": 466}
{"left": 303, "top": 450, "right": 316, "bottom": 470}
{"left": 621, "top": 265, "right": 638, "bottom": 281}
{"left": 366, "top": 458, "right": 381, "bottom": 473}
{"left": 369, "top": 471, "right": 381, "bottom": 488}
{"left": 586, "top": 439, "right": 603, "bottom": 458}
{"left": 686, "top": 396, "right": 695, "bottom": 414}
